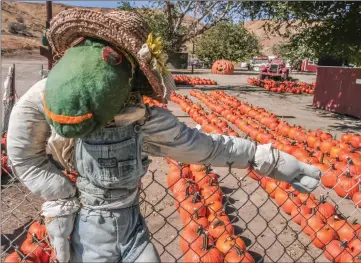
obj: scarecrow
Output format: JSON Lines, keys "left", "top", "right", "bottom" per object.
{"left": 7, "top": 9, "right": 321, "bottom": 263}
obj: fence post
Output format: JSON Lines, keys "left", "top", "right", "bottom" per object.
{"left": 46, "top": 1, "right": 53, "bottom": 70}
{"left": 2, "top": 64, "right": 15, "bottom": 136}
{"left": 40, "top": 64, "right": 43, "bottom": 79}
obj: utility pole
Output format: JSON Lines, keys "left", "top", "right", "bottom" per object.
{"left": 191, "top": 41, "right": 195, "bottom": 74}
{"left": 46, "top": 1, "right": 53, "bottom": 70}
{"left": 191, "top": 1, "right": 198, "bottom": 74}
{"left": 40, "top": 1, "right": 53, "bottom": 70}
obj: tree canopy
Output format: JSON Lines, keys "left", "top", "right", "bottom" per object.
{"left": 119, "top": 1, "right": 361, "bottom": 64}
{"left": 195, "top": 22, "right": 260, "bottom": 63}
{"left": 118, "top": 1, "right": 244, "bottom": 53}
{"left": 245, "top": 1, "right": 361, "bottom": 64}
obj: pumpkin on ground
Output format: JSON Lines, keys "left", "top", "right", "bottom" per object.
{"left": 20, "top": 236, "right": 50, "bottom": 263}
{"left": 183, "top": 232, "right": 223, "bottom": 262}
{"left": 224, "top": 247, "right": 255, "bottom": 263}
{"left": 211, "top": 60, "right": 234, "bottom": 75}
{"left": 216, "top": 234, "right": 247, "bottom": 254}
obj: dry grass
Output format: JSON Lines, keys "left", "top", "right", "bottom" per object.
{"left": 1, "top": 35, "right": 41, "bottom": 50}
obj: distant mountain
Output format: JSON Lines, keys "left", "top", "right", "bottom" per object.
{"left": 1, "top": 1, "right": 288, "bottom": 56}
{"left": 244, "top": 20, "right": 292, "bottom": 56}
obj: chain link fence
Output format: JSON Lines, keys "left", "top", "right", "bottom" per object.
{"left": 1, "top": 83, "right": 361, "bottom": 262}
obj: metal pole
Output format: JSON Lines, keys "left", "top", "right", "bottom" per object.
{"left": 46, "top": 1, "right": 53, "bottom": 70}
{"left": 191, "top": 1, "right": 198, "bottom": 74}
{"left": 191, "top": 41, "right": 194, "bottom": 74}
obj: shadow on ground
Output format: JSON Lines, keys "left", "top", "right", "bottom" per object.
{"left": 304, "top": 104, "right": 361, "bottom": 132}
{"left": 1, "top": 219, "right": 31, "bottom": 254}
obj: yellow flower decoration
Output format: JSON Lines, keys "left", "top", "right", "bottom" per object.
{"left": 146, "top": 33, "right": 168, "bottom": 75}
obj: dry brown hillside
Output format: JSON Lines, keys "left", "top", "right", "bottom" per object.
{"left": 1, "top": 1, "right": 285, "bottom": 56}
{"left": 244, "top": 21, "right": 290, "bottom": 56}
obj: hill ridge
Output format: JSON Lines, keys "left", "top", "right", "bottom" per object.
{"left": 1, "top": 1, "right": 285, "bottom": 56}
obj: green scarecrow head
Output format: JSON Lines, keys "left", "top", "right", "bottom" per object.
{"left": 43, "top": 9, "right": 176, "bottom": 138}
{"left": 44, "top": 38, "right": 134, "bottom": 138}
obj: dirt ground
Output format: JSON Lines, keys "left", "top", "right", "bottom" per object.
{"left": 1, "top": 57, "right": 361, "bottom": 262}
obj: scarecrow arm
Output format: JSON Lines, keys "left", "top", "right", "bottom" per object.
{"left": 142, "top": 107, "right": 256, "bottom": 168}
{"left": 142, "top": 107, "right": 321, "bottom": 193}
{"left": 6, "top": 79, "right": 76, "bottom": 201}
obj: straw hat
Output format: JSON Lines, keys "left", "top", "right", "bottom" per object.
{"left": 46, "top": 8, "right": 175, "bottom": 103}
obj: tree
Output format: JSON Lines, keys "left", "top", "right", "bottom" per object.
{"left": 118, "top": 1, "right": 245, "bottom": 53}
{"left": 195, "top": 22, "right": 260, "bottom": 63}
{"left": 243, "top": 1, "right": 361, "bottom": 64}
{"left": 119, "top": 2, "right": 175, "bottom": 52}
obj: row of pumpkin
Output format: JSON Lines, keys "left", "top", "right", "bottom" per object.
{"left": 248, "top": 78, "right": 315, "bottom": 95}
{"left": 3, "top": 221, "right": 54, "bottom": 263}
{"left": 145, "top": 96, "right": 256, "bottom": 262}
{"left": 170, "top": 90, "right": 361, "bottom": 262}
{"left": 166, "top": 158, "right": 255, "bottom": 263}
{"left": 173, "top": 75, "right": 218, "bottom": 86}
{"left": 186, "top": 89, "right": 361, "bottom": 208}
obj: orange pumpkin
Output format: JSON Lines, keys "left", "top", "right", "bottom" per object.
{"left": 224, "top": 247, "right": 255, "bottom": 263}
{"left": 184, "top": 232, "right": 222, "bottom": 263}
{"left": 208, "top": 219, "right": 235, "bottom": 239}
{"left": 216, "top": 235, "right": 247, "bottom": 254}
{"left": 211, "top": 60, "right": 234, "bottom": 75}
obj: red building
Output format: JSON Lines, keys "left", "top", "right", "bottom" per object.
{"left": 300, "top": 58, "right": 318, "bottom": 72}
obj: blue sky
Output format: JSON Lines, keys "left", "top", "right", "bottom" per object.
{"left": 22, "top": 1, "right": 147, "bottom": 8}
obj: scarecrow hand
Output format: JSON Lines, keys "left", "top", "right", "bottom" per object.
{"left": 253, "top": 144, "right": 321, "bottom": 193}
{"left": 42, "top": 198, "right": 80, "bottom": 263}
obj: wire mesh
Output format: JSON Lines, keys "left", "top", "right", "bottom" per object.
{"left": 1, "top": 89, "right": 361, "bottom": 263}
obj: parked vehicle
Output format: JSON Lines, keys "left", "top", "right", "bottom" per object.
{"left": 250, "top": 56, "right": 269, "bottom": 71}
{"left": 259, "top": 59, "right": 289, "bottom": 80}
{"left": 240, "top": 62, "right": 251, "bottom": 70}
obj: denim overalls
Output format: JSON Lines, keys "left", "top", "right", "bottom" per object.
{"left": 71, "top": 119, "right": 160, "bottom": 262}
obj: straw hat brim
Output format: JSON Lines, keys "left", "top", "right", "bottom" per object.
{"left": 46, "top": 8, "right": 168, "bottom": 102}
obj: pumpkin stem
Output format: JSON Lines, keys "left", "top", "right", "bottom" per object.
{"left": 185, "top": 183, "right": 194, "bottom": 197}
{"left": 212, "top": 220, "right": 225, "bottom": 229}
{"left": 31, "top": 234, "right": 39, "bottom": 244}
{"left": 196, "top": 226, "right": 204, "bottom": 236}
{"left": 340, "top": 240, "right": 348, "bottom": 248}
{"left": 351, "top": 218, "right": 358, "bottom": 225}
{"left": 202, "top": 232, "right": 209, "bottom": 251}
{"left": 320, "top": 153, "right": 325, "bottom": 164}
{"left": 226, "top": 235, "right": 235, "bottom": 241}
{"left": 230, "top": 245, "right": 244, "bottom": 257}
{"left": 328, "top": 162, "right": 335, "bottom": 169}
{"left": 311, "top": 207, "right": 316, "bottom": 215}
{"left": 346, "top": 169, "right": 352, "bottom": 178}
{"left": 192, "top": 192, "right": 200, "bottom": 203}
{"left": 346, "top": 157, "right": 354, "bottom": 166}
{"left": 205, "top": 165, "right": 212, "bottom": 174}
{"left": 194, "top": 208, "right": 200, "bottom": 219}
{"left": 319, "top": 194, "right": 325, "bottom": 204}
{"left": 208, "top": 177, "right": 218, "bottom": 186}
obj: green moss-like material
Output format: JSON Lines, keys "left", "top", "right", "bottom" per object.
{"left": 44, "top": 39, "right": 133, "bottom": 138}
